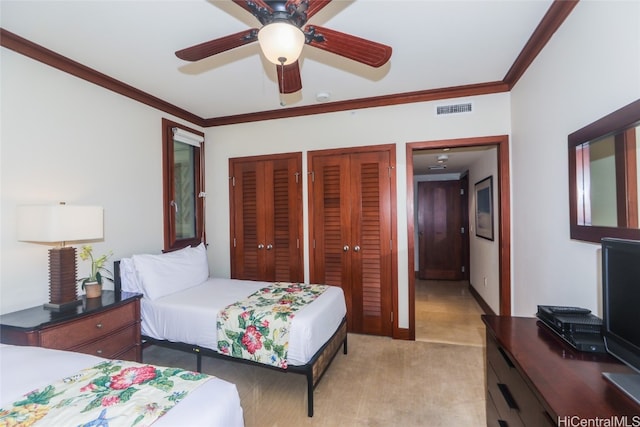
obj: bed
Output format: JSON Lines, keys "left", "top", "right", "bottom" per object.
{"left": 115, "top": 243, "right": 348, "bottom": 417}
{"left": 0, "top": 343, "right": 244, "bottom": 426}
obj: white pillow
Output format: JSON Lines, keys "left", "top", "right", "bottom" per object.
{"left": 132, "top": 243, "right": 209, "bottom": 300}
{"left": 119, "top": 257, "right": 143, "bottom": 293}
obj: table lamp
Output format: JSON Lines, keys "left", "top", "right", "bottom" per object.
{"left": 17, "top": 203, "right": 104, "bottom": 311}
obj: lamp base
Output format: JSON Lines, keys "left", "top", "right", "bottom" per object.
{"left": 43, "top": 298, "right": 82, "bottom": 311}
{"left": 47, "top": 246, "right": 79, "bottom": 310}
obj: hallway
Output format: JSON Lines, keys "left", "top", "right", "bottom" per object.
{"left": 415, "top": 279, "right": 486, "bottom": 347}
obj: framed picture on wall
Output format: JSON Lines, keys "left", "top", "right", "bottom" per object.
{"left": 475, "top": 176, "right": 494, "bottom": 241}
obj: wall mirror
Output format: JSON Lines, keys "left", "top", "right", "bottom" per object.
{"left": 569, "top": 99, "right": 640, "bottom": 243}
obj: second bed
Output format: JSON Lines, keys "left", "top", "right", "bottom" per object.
{"left": 115, "top": 244, "right": 348, "bottom": 417}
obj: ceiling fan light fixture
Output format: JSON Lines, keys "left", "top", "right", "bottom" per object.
{"left": 258, "top": 21, "right": 305, "bottom": 65}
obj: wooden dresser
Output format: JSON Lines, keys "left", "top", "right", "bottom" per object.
{"left": 0, "top": 291, "right": 142, "bottom": 362}
{"left": 483, "top": 315, "right": 640, "bottom": 426}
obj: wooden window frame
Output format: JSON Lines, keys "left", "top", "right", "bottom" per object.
{"left": 161, "top": 118, "right": 205, "bottom": 251}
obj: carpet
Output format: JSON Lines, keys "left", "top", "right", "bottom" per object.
{"left": 142, "top": 333, "right": 486, "bottom": 426}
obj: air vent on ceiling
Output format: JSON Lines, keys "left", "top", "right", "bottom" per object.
{"left": 428, "top": 165, "right": 447, "bottom": 170}
{"left": 436, "top": 102, "right": 473, "bottom": 116}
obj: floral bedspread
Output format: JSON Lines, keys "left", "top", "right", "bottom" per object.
{"left": 217, "top": 282, "right": 328, "bottom": 369}
{"left": 0, "top": 360, "right": 210, "bottom": 427}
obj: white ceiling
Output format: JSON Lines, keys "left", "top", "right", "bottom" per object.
{"left": 413, "top": 146, "right": 494, "bottom": 176}
{"left": 1, "top": 0, "right": 553, "bottom": 120}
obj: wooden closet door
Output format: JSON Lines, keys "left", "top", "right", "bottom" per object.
{"left": 309, "top": 147, "right": 395, "bottom": 336}
{"left": 229, "top": 154, "right": 303, "bottom": 282}
{"left": 230, "top": 159, "right": 262, "bottom": 280}
{"left": 270, "top": 157, "right": 303, "bottom": 282}
{"left": 350, "top": 151, "right": 393, "bottom": 336}
{"left": 309, "top": 154, "right": 354, "bottom": 327}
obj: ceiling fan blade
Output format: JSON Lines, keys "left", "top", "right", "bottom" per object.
{"left": 175, "top": 29, "right": 258, "bottom": 62}
{"left": 305, "top": 0, "right": 332, "bottom": 19}
{"left": 232, "top": 0, "right": 273, "bottom": 24}
{"left": 231, "top": 0, "right": 254, "bottom": 14}
{"left": 277, "top": 61, "right": 302, "bottom": 94}
{"left": 232, "top": 0, "right": 273, "bottom": 14}
{"left": 305, "top": 25, "right": 392, "bottom": 68}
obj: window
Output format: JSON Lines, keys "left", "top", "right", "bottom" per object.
{"left": 162, "top": 119, "right": 205, "bottom": 251}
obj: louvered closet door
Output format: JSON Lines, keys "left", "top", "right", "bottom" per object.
{"left": 269, "top": 157, "right": 303, "bottom": 282}
{"left": 309, "top": 154, "right": 354, "bottom": 328}
{"left": 229, "top": 154, "right": 303, "bottom": 282}
{"left": 231, "top": 160, "right": 264, "bottom": 280}
{"left": 309, "top": 149, "right": 394, "bottom": 336}
{"left": 350, "top": 151, "right": 393, "bottom": 336}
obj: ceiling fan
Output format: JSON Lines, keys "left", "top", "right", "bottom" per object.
{"left": 175, "top": 0, "right": 392, "bottom": 94}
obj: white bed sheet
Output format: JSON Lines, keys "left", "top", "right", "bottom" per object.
{"left": 0, "top": 343, "right": 244, "bottom": 427}
{"left": 140, "top": 278, "right": 347, "bottom": 366}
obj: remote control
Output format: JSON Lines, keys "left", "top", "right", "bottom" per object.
{"left": 547, "top": 306, "right": 591, "bottom": 315}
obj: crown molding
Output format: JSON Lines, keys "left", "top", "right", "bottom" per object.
{"left": 0, "top": 28, "right": 206, "bottom": 127}
{"left": 0, "top": 0, "right": 576, "bottom": 127}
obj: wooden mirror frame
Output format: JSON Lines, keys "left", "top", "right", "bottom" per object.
{"left": 568, "top": 99, "right": 640, "bottom": 243}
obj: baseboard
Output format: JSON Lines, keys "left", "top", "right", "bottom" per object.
{"left": 468, "top": 283, "right": 495, "bottom": 316}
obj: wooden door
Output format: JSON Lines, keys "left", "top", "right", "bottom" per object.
{"left": 309, "top": 147, "right": 394, "bottom": 336}
{"left": 309, "top": 154, "right": 353, "bottom": 325}
{"left": 270, "top": 157, "right": 303, "bottom": 282}
{"left": 229, "top": 154, "right": 303, "bottom": 282}
{"left": 417, "top": 180, "right": 464, "bottom": 280}
{"left": 349, "top": 151, "right": 393, "bottom": 335}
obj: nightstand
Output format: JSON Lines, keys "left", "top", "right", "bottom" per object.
{"left": 0, "top": 291, "right": 142, "bottom": 362}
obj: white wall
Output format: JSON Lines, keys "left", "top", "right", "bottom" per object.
{"left": 0, "top": 42, "right": 510, "bottom": 325}
{"left": 510, "top": 0, "right": 640, "bottom": 316}
{"left": 0, "top": 49, "right": 201, "bottom": 313}
{"left": 469, "top": 148, "right": 500, "bottom": 313}
{"left": 4, "top": 0, "right": 635, "bottom": 327}
{"left": 206, "top": 95, "right": 511, "bottom": 328}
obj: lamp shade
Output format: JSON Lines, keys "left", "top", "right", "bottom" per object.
{"left": 258, "top": 21, "right": 305, "bottom": 65}
{"left": 17, "top": 204, "right": 103, "bottom": 244}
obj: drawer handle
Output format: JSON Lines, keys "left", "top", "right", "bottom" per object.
{"left": 498, "top": 421, "right": 508, "bottom": 427}
{"left": 96, "top": 323, "right": 103, "bottom": 329}
{"left": 497, "top": 383, "right": 519, "bottom": 410}
{"left": 96, "top": 349, "right": 103, "bottom": 354}
{"left": 497, "top": 346, "right": 515, "bottom": 368}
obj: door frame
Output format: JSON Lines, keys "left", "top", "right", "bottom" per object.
{"left": 405, "top": 135, "right": 511, "bottom": 339}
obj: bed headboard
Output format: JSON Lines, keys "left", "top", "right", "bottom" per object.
{"left": 113, "top": 260, "right": 122, "bottom": 295}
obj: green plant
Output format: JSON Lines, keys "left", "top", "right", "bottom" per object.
{"left": 78, "top": 245, "right": 113, "bottom": 288}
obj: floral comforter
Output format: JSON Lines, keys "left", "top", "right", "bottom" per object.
{"left": 0, "top": 360, "right": 210, "bottom": 427}
{"left": 217, "top": 282, "right": 328, "bottom": 369}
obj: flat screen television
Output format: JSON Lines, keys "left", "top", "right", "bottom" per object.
{"left": 602, "top": 237, "right": 640, "bottom": 405}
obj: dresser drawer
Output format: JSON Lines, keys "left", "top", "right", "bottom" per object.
{"left": 73, "top": 326, "right": 138, "bottom": 359}
{"left": 39, "top": 303, "right": 137, "bottom": 350}
{"left": 487, "top": 361, "right": 525, "bottom": 427}
{"left": 505, "top": 365, "right": 551, "bottom": 425}
{"left": 486, "top": 331, "right": 557, "bottom": 426}
{"left": 487, "top": 335, "right": 517, "bottom": 382}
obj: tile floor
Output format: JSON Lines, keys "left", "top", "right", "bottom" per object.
{"left": 415, "top": 279, "right": 486, "bottom": 347}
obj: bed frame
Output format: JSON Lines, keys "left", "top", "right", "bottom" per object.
{"left": 114, "top": 261, "right": 347, "bottom": 417}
